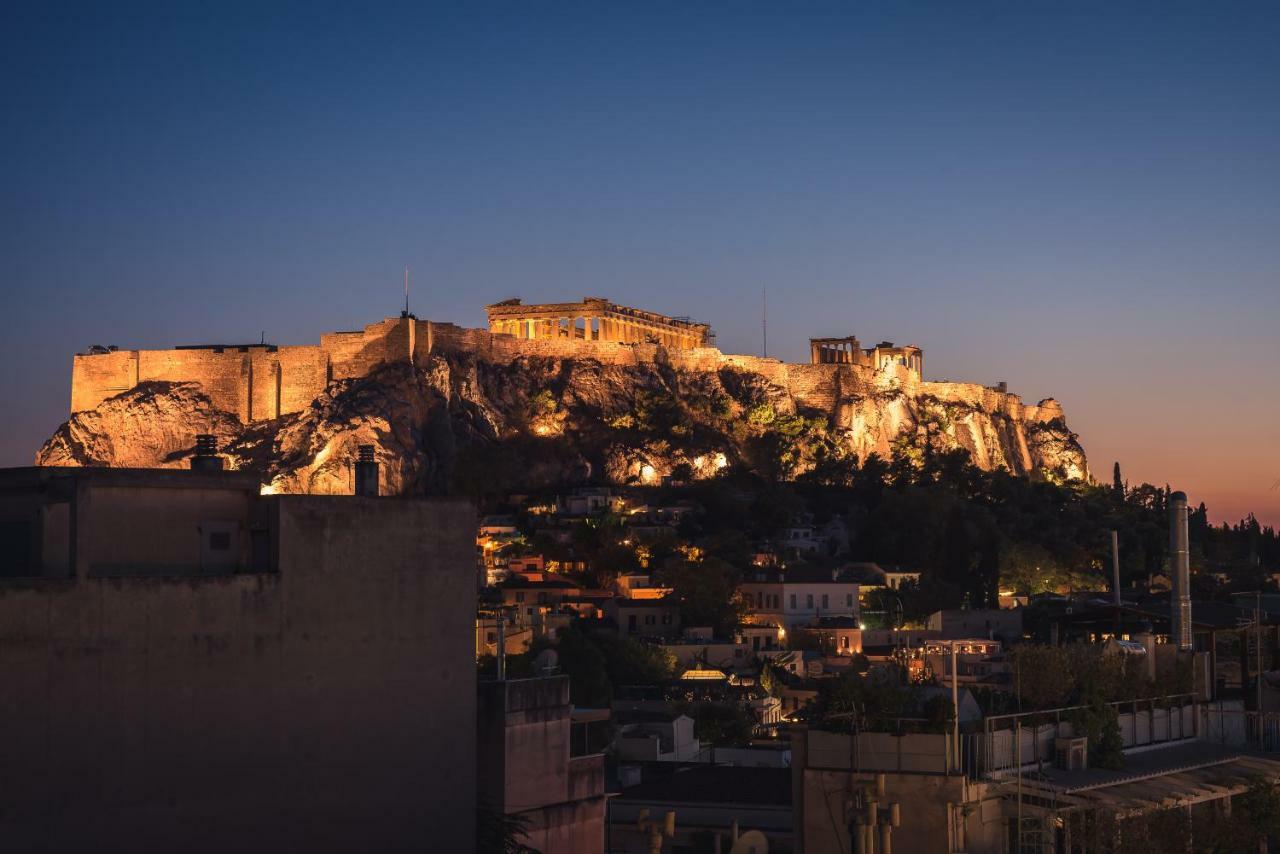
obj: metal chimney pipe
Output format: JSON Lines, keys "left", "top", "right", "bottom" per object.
{"left": 353, "top": 444, "right": 379, "bottom": 496}
{"left": 1169, "top": 491, "right": 1192, "bottom": 651}
{"left": 190, "top": 434, "right": 224, "bottom": 471}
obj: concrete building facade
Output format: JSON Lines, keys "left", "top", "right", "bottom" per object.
{"left": 0, "top": 467, "right": 477, "bottom": 853}
{"left": 477, "top": 675, "right": 607, "bottom": 854}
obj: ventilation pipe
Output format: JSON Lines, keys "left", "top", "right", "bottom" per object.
{"left": 354, "top": 445, "right": 379, "bottom": 497}
{"left": 191, "top": 434, "right": 224, "bottom": 471}
{"left": 1170, "top": 491, "right": 1193, "bottom": 651}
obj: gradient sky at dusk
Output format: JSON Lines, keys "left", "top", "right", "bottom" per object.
{"left": 3, "top": 2, "right": 1278, "bottom": 525}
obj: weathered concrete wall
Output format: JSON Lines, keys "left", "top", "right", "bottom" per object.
{"left": 477, "top": 676, "right": 605, "bottom": 854}
{"left": 795, "top": 729, "right": 1006, "bottom": 854}
{"left": 0, "top": 495, "right": 476, "bottom": 854}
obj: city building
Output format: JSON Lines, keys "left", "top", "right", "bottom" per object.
{"left": 0, "top": 466, "right": 476, "bottom": 853}
{"left": 740, "top": 565, "right": 861, "bottom": 630}
{"left": 477, "top": 675, "right": 606, "bottom": 853}
{"left": 606, "top": 596, "right": 681, "bottom": 638}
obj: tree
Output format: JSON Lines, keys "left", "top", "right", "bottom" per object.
{"left": 655, "top": 556, "right": 745, "bottom": 638}
{"left": 688, "top": 702, "right": 755, "bottom": 745}
{"left": 1011, "top": 645, "right": 1073, "bottom": 710}
{"left": 1067, "top": 694, "right": 1124, "bottom": 770}
{"left": 552, "top": 626, "right": 613, "bottom": 707}
{"left": 476, "top": 803, "right": 540, "bottom": 854}
{"left": 1112, "top": 461, "right": 1125, "bottom": 500}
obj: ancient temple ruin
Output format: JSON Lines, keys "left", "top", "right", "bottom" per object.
{"left": 485, "top": 297, "right": 711, "bottom": 350}
{"left": 810, "top": 336, "right": 923, "bottom": 377}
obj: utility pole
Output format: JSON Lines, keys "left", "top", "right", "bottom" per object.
{"left": 496, "top": 608, "right": 506, "bottom": 681}
{"left": 1110, "top": 530, "right": 1121, "bottom": 606}
{"left": 1258, "top": 590, "right": 1264, "bottom": 718}
{"left": 1112, "top": 529, "right": 1122, "bottom": 636}
{"left": 951, "top": 641, "right": 960, "bottom": 773}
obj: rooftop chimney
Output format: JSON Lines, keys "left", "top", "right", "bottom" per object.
{"left": 1170, "top": 491, "right": 1192, "bottom": 651}
{"left": 191, "top": 434, "right": 224, "bottom": 471}
{"left": 354, "top": 444, "right": 379, "bottom": 497}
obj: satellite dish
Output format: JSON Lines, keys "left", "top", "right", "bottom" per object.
{"left": 730, "top": 830, "right": 769, "bottom": 854}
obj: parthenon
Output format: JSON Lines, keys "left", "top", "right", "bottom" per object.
{"left": 485, "top": 297, "right": 712, "bottom": 350}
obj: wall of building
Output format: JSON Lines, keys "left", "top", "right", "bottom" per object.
{"left": 0, "top": 494, "right": 477, "bottom": 854}
{"left": 477, "top": 675, "right": 605, "bottom": 854}
{"left": 794, "top": 728, "right": 1005, "bottom": 854}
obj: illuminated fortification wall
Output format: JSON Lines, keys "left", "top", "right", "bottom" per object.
{"left": 71, "top": 313, "right": 1052, "bottom": 433}
{"left": 71, "top": 318, "right": 424, "bottom": 421}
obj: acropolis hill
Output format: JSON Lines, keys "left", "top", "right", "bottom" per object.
{"left": 43, "top": 298, "right": 1087, "bottom": 495}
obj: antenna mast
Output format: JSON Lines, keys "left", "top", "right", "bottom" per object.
{"left": 762, "top": 285, "right": 768, "bottom": 358}
{"left": 403, "top": 266, "right": 410, "bottom": 317}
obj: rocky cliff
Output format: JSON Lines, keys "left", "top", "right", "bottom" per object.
{"left": 37, "top": 351, "right": 1088, "bottom": 494}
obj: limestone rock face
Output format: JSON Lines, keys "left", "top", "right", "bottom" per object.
{"left": 36, "top": 353, "right": 1088, "bottom": 493}
{"left": 37, "top": 382, "right": 245, "bottom": 469}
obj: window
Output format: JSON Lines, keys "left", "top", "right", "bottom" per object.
{"left": 789, "top": 594, "right": 797, "bottom": 610}
{"left": 644, "top": 615, "right": 655, "bottom": 626}
{"left": 661, "top": 614, "right": 672, "bottom": 625}
{"left": 487, "top": 632, "right": 496, "bottom": 643}
{"left": 806, "top": 594, "right": 814, "bottom": 609}
{"left": 846, "top": 593, "right": 853, "bottom": 607}
{"left": 515, "top": 592, "right": 525, "bottom": 603}
{"left": 821, "top": 594, "right": 829, "bottom": 609}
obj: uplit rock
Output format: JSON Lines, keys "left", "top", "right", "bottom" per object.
{"left": 37, "top": 352, "right": 1088, "bottom": 492}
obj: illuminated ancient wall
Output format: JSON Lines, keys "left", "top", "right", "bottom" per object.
{"left": 70, "top": 318, "right": 418, "bottom": 421}
{"left": 70, "top": 313, "right": 1040, "bottom": 443}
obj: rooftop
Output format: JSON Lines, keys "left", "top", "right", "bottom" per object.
{"left": 617, "top": 765, "right": 792, "bottom": 807}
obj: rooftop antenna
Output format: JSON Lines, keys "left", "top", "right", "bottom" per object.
{"left": 762, "top": 285, "right": 768, "bottom": 358}
{"left": 402, "top": 266, "right": 410, "bottom": 317}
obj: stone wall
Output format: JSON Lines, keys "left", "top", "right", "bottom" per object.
{"left": 70, "top": 318, "right": 419, "bottom": 421}
{"left": 67, "top": 315, "right": 1062, "bottom": 449}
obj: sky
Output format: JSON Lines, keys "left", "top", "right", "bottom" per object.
{"left": 2, "top": 2, "right": 1278, "bottom": 525}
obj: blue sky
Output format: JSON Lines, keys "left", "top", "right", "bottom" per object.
{"left": 3, "top": 2, "right": 1278, "bottom": 523}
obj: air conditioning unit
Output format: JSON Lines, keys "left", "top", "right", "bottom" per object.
{"left": 1054, "top": 736, "right": 1088, "bottom": 771}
